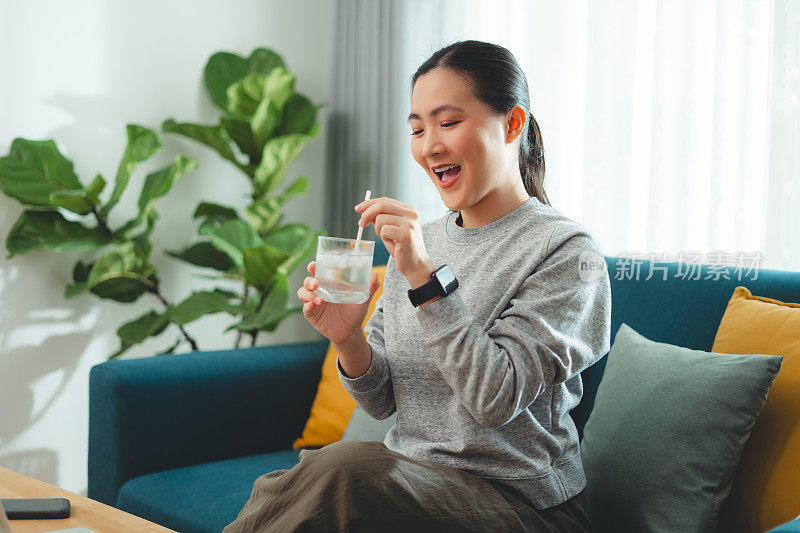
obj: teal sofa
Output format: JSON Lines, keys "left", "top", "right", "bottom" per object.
{"left": 88, "top": 240, "right": 800, "bottom": 532}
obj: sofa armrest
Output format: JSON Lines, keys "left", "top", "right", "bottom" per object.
{"left": 88, "top": 340, "right": 328, "bottom": 506}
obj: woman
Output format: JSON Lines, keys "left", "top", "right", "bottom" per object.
{"left": 225, "top": 40, "right": 610, "bottom": 533}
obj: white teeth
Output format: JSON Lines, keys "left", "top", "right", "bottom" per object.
{"left": 435, "top": 164, "right": 458, "bottom": 172}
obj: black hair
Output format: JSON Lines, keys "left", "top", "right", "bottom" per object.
{"left": 411, "top": 40, "right": 550, "bottom": 206}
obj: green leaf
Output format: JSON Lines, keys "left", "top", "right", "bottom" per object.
{"left": 193, "top": 202, "right": 239, "bottom": 222}
{"left": 5, "top": 210, "right": 110, "bottom": 258}
{"left": 65, "top": 282, "right": 88, "bottom": 299}
{"left": 87, "top": 241, "right": 157, "bottom": 302}
{"left": 262, "top": 224, "right": 311, "bottom": 256}
{"left": 118, "top": 155, "right": 197, "bottom": 236}
{"left": 246, "top": 48, "right": 287, "bottom": 76}
{"left": 191, "top": 202, "right": 239, "bottom": 239}
{"left": 243, "top": 244, "right": 290, "bottom": 289}
{"left": 165, "top": 241, "right": 235, "bottom": 271}
{"left": 110, "top": 310, "right": 170, "bottom": 359}
{"left": 161, "top": 119, "right": 249, "bottom": 174}
{"left": 307, "top": 121, "right": 322, "bottom": 138}
{"left": 260, "top": 306, "right": 302, "bottom": 333}
{"left": 0, "top": 138, "right": 83, "bottom": 206}
{"left": 278, "top": 229, "right": 324, "bottom": 277}
{"left": 86, "top": 174, "right": 106, "bottom": 205}
{"left": 253, "top": 134, "right": 310, "bottom": 197}
{"left": 73, "top": 259, "right": 92, "bottom": 282}
{"left": 226, "top": 73, "right": 266, "bottom": 119}
{"left": 168, "top": 289, "right": 244, "bottom": 325}
{"left": 200, "top": 218, "right": 264, "bottom": 267}
{"left": 48, "top": 173, "right": 106, "bottom": 214}
{"left": 262, "top": 66, "right": 296, "bottom": 110}
{"left": 244, "top": 177, "right": 308, "bottom": 234}
{"left": 245, "top": 197, "right": 283, "bottom": 235}
{"left": 278, "top": 176, "right": 310, "bottom": 203}
{"left": 204, "top": 48, "right": 285, "bottom": 113}
{"left": 131, "top": 210, "right": 158, "bottom": 259}
{"left": 99, "top": 124, "right": 162, "bottom": 218}
{"left": 64, "top": 259, "right": 93, "bottom": 298}
{"left": 251, "top": 97, "right": 282, "bottom": 149}
{"left": 226, "top": 273, "right": 291, "bottom": 331}
{"left": 273, "top": 93, "right": 318, "bottom": 137}
{"left": 48, "top": 190, "right": 94, "bottom": 215}
{"left": 221, "top": 117, "right": 260, "bottom": 167}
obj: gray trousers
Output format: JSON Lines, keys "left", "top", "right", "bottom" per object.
{"left": 223, "top": 440, "right": 594, "bottom": 532}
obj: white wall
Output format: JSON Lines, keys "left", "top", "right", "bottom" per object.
{"left": 0, "top": 0, "right": 333, "bottom": 495}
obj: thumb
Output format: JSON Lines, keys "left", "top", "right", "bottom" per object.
{"left": 368, "top": 271, "right": 381, "bottom": 298}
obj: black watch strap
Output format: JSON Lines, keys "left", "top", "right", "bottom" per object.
{"left": 408, "top": 265, "right": 458, "bottom": 307}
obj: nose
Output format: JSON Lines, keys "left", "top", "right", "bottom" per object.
{"left": 420, "top": 129, "right": 444, "bottom": 160}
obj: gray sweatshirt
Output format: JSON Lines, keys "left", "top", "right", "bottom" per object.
{"left": 337, "top": 196, "right": 612, "bottom": 509}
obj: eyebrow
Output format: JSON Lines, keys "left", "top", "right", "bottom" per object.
{"left": 407, "top": 105, "right": 465, "bottom": 122}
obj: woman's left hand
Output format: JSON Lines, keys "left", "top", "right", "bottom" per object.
{"left": 355, "top": 197, "right": 435, "bottom": 288}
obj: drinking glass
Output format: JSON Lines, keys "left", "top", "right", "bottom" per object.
{"left": 314, "top": 236, "right": 375, "bottom": 304}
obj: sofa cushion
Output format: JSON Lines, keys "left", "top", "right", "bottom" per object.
{"left": 292, "top": 265, "right": 387, "bottom": 449}
{"left": 580, "top": 322, "right": 782, "bottom": 533}
{"left": 342, "top": 405, "right": 397, "bottom": 441}
{"left": 117, "top": 450, "right": 302, "bottom": 533}
{"left": 713, "top": 286, "right": 800, "bottom": 532}
{"left": 768, "top": 516, "right": 800, "bottom": 533}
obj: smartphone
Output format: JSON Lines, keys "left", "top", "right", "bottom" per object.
{"left": 0, "top": 498, "right": 70, "bottom": 519}
{"left": 0, "top": 500, "right": 12, "bottom": 533}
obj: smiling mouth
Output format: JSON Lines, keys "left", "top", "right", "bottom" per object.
{"left": 434, "top": 164, "right": 462, "bottom": 181}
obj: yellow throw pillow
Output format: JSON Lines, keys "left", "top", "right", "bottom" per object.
{"left": 713, "top": 286, "right": 800, "bottom": 533}
{"left": 292, "top": 265, "right": 387, "bottom": 449}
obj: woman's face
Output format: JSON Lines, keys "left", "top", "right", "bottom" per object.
{"left": 409, "top": 68, "right": 523, "bottom": 214}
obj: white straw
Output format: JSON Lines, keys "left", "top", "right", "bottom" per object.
{"left": 354, "top": 189, "right": 372, "bottom": 250}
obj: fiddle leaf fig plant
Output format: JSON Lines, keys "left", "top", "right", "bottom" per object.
{"left": 162, "top": 47, "right": 326, "bottom": 347}
{"left": 0, "top": 46, "right": 326, "bottom": 357}
{"left": 0, "top": 124, "right": 204, "bottom": 358}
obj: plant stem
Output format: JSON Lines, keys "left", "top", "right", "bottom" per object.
{"left": 90, "top": 205, "right": 114, "bottom": 237}
{"left": 235, "top": 281, "right": 250, "bottom": 349}
{"left": 151, "top": 286, "right": 199, "bottom": 352}
{"left": 248, "top": 288, "right": 269, "bottom": 347}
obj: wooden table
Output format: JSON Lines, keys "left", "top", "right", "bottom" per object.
{"left": 0, "top": 467, "right": 175, "bottom": 532}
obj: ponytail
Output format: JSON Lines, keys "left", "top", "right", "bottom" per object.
{"left": 520, "top": 112, "right": 550, "bottom": 206}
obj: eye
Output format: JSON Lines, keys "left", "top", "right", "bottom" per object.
{"left": 410, "top": 121, "right": 460, "bottom": 136}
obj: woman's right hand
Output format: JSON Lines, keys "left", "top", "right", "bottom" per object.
{"left": 297, "top": 261, "right": 381, "bottom": 346}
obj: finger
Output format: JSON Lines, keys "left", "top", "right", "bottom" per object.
{"left": 357, "top": 199, "right": 416, "bottom": 227}
{"left": 297, "top": 287, "right": 324, "bottom": 305}
{"left": 303, "top": 300, "right": 318, "bottom": 318}
{"left": 373, "top": 214, "right": 408, "bottom": 240}
{"left": 356, "top": 196, "right": 407, "bottom": 212}
{"left": 377, "top": 223, "right": 406, "bottom": 244}
{"left": 303, "top": 277, "right": 319, "bottom": 291}
{"left": 307, "top": 261, "right": 316, "bottom": 275}
{"left": 365, "top": 272, "right": 381, "bottom": 303}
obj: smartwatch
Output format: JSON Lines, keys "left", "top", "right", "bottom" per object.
{"left": 407, "top": 265, "right": 459, "bottom": 307}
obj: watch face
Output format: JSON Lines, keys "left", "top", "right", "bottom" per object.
{"left": 434, "top": 265, "right": 458, "bottom": 293}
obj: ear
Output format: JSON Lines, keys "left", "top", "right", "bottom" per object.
{"left": 505, "top": 105, "right": 527, "bottom": 143}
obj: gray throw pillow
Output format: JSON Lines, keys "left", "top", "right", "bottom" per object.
{"left": 580, "top": 323, "right": 782, "bottom": 533}
{"left": 342, "top": 406, "right": 397, "bottom": 442}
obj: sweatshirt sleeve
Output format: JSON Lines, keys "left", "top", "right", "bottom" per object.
{"left": 414, "top": 228, "right": 612, "bottom": 428}
{"left": 336, "top": 282, "right": 397, "bottom": 420}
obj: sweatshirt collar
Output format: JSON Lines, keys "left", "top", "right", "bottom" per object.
{"left": 445, "top": 196, "right": 540, "bottom": 244}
